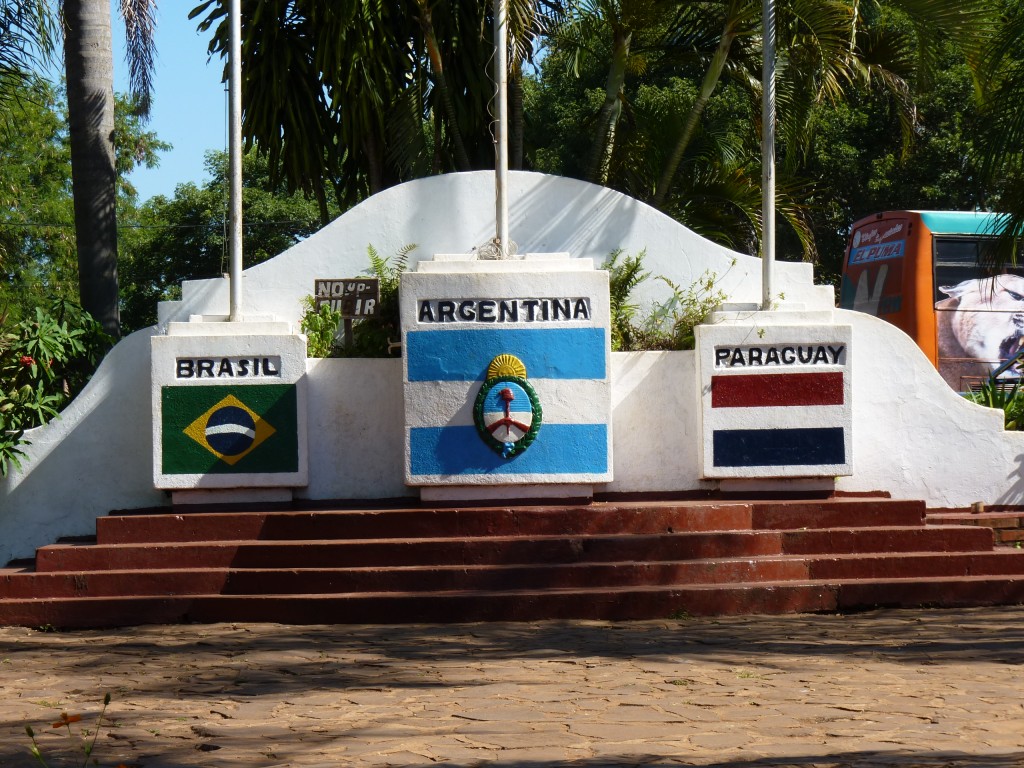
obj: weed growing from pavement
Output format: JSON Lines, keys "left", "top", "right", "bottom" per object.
{"left": 24, "top": 693, "right": 127, "bottom": 767}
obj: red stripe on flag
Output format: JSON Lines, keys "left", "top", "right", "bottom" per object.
{"left": 712, "top": 372, "right": 845, "bottom": 408}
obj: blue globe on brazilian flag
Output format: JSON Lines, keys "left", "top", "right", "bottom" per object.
{"left": 161, "top": 385, "right": 298, "bottom": 474}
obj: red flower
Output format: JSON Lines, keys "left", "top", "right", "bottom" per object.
{"left": 19, "top": 355, "right": 34, "bottom": 367}
{"left": 52, "top": 712, "right": 82, "bottom": 728}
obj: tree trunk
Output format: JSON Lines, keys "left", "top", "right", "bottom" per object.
{"left": 421, "top": 22, "right": 471, "bottom": 172}
{"left": 652, "top": 22, "right": 738, "bottom": 208}
{"left": 587, "top": 26, "right": 631, "bottom": 184}
{"left": 64, "top": 0, "right": 119, "bottom": 338}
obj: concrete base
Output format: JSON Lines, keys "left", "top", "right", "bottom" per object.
{"left": 420, "top": 484, "right": 594, "bottom": 503}
{"left": 719, "top": 478, "right": 838, "bottom": 495}
{"left": 171, "top": 488, "right": 294, "bottom": 506}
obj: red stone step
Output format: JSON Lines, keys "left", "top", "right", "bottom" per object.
{"left": 94, "top": 504, "right": 757, "bottom": 544}
{"left": 805, "top": 550, "right": 1024, "bottom": 580}
{"left": 93, "top": 499, "right": 927, "bottom": 546}
{"left": 34, "top": 531, "right": 788, "bottom": 573}
{"left": 926, "top": 510, "right": 1024, "bottom": 527}
{"left": 779, "top": 525, "right": 994, "bottom": 555}
{"left": 0, "top": 583, "right": 841, "bottom": 628}
{"left": 0, "top": 568, "right": 229, "bottom": 599}
{"left": 751, "top": 499, "right": 925, "bottom": 530}
{"left": 4, "top": 496, "right": 1023, "bottom": 629}
{"left": 0, "top": 558, "right": 812, "bottom": 598}
{"left": 32, "top": 527, "right": 998, "bottom": 576}
{"left": 11, "top": 549, "right": 1023, "bottom": 601}
{"left": 3, "top": 575, "right": 1024, "bottom": 628}
{"left": 926, "top": 510, "right": 1024, "bottom": 547}
{"left": 834, "top": 575, "right": 1024, "bottom": 611}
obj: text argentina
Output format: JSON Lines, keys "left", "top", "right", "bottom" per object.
{"left": 418, "top": 297, "right": 591, "bottom": 324}
{"left": 715, "top": 345, "right": 846, "bottom": 367}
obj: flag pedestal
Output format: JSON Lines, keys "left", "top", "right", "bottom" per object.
{"left": 401, "top": 253, "right": 613, "bottom": 501}
{"left": 695, "top": 309, "right": 853, "bottom": 481}
{"left": 151, "top": 319, "right": 309, "bottom": 494}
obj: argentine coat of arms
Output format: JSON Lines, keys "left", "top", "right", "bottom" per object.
{"left": 473, "top": 354, "right": 542, "bottom": 459}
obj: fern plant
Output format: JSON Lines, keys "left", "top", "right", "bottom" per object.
{"left": 603, "top": 249, "right": 650, "bottom": 351}
{"left": 345, "top": 243, "right": 417, "bottom": 357}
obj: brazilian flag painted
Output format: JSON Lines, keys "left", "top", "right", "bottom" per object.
{"left": 162, "top": 384, "right": 298, "bottom": 475}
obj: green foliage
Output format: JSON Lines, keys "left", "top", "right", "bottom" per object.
{"left": 0, "top": 76, "right": 167, "bottom": 326}
{"left": 297, "top": 244, "right": 415, "bottom": 359}
{"left": 964, "top": 378, "right": 1024, "bottom": 431}
{"left": 0, "top": 2, "right": 54, "bottom": 111}
{"left": 602, "top": 249, "right": 729, "bottom": 352}
{"left": 299, "top": 296, "right": 342, "bottom": 358}
{"left": 798, "top": 39, "right": 988, "bottom": 285}
{"left": 338, "top": 244, "right": 416, "bottom": 358}
{"left": 119, "top": 149, "right": 335, "bottom": 332}
{"left": 603, "top": 249, "right": 650, "bottom": 351}
{"left": 0, "top": 300, "right": 110, "bottom": 476}
{"left": 642, "top": 269, "right": 730, "bottom": 351}
{"left": 191, "top": 0, "right": 506, "bottom": 210}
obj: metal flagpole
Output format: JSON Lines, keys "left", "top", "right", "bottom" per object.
{"left": 228, "top": 0, "right": 244, "bottom": 320}
{"left": 761, "top": 0, "right": 776, "bottom": 310}
{"left": 494, "top": 0, "right": 510, "bottom": 258}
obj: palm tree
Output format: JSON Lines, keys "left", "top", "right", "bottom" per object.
{"left": 63, "top": 0, "right": 156, "bottom": 338}
{"left": 974, "top": 1, "right": 1024, "bottom": 265}
{"left": 650, "top": 0, "right": 993, "bottom": 209}
{"left": 0, "top": 0, "right": 53, "bottom": 109}
{"left": 531, "top": 0, "right": 993, "bottom": 261}
{"left": 190, "top": 0, "right": 560, "bottom": 216}
{"left": 550, "top": 0, "right": 669, "bottom": 185}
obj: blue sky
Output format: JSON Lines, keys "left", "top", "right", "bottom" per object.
{"left": 112, "top": 2, "right": 226, "bottom": 202}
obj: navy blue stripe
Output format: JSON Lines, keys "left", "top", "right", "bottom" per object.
{"left": 410, "top": 424, "right": 608, "bottom": 476}
{"left": 406, "top": 328, "right": 606, "bottom": 381}
{"left": 713, "top": 427, "right": 845, "bottom": 467}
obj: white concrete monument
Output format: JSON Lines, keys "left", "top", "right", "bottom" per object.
{"left": 401, "top": 253, "right": 613, "bottom": 500}
{"left": 696, "top": 310, "right": 853, "bottom": 478}
{"left": 151, "top": 318, "right": 309, "bottom": 496}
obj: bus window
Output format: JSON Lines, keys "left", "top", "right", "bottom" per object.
{"left": 934, "top": 238, "right": 982, "bottom": 301}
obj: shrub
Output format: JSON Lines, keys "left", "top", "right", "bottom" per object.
{"left": 300, "top": 243, "right": 415, "bottom": 358}
{"left": 964, "top": 377, "right": 1024, "bottom": 430}
{"left": 0, "top": 300, "right": 110, "bottom": 475}
{"left": 603, "top": 250, "right": 730, "bottom": 352}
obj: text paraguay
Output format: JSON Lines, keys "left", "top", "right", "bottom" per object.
{"left": 715, "top": 345, "right": 847, "bottom": 367}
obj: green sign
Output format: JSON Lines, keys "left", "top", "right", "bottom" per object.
{"left": 161, "top": 384, "right": 298, "bottom": 475}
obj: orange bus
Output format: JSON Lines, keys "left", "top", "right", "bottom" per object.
{"left": 840, "top": 210, "right": 1024, "bottom": 391}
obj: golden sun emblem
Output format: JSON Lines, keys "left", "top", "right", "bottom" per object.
{"left": 487, "top": 354, "right": 527, "bottom": 380}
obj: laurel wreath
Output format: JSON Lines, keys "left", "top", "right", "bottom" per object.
{"left": 473, "top": 375, "right": 543, "bottom": 458}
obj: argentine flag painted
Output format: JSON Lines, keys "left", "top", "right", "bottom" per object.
{"left": 402, "top": 267, "right": 613, "bottom": 485}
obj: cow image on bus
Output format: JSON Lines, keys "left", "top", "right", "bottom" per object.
{"left": 840, "top": 211, "right": 1024, "bottom": 392}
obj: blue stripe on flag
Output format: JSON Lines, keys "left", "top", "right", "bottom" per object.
{"left": 713, "top": 427, "right": 845, "bottom": 467}
{"left": 406, "top": 328, "right": 606, "bottom": 382}
{"left": 410, "top": 424, "right": 608, "bottom": 476}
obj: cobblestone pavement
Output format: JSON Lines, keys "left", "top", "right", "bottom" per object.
{"left": 1, "top": 607, "right": 1023, "bottom": 767}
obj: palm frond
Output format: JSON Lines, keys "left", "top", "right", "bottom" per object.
{"left": 119, "top": 0, "right": 157, "bottom": 116}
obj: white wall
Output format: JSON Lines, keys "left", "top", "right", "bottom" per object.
{"left": 836, "top": 309, "right": 1024, "bottom": 507}
{"left": 0, "top": 330, "right": 165, "bottom": 564}
{"left": 3, "top": 171, "right": 1022, "bottom": 564}
{"left": 157, "top": 171, "right": 833, "bottom": 328}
